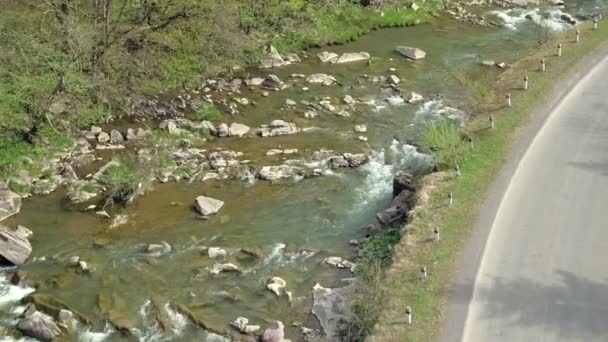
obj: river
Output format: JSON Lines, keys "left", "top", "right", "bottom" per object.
{"left": 1, "top": 1, "right": 605, "bottom": 341}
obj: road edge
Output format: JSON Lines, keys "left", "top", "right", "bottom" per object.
{"left": 439, "top": 43, "right": 608, "bottom": 342}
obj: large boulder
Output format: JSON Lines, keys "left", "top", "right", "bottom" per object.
{"left": 0, "top": 189, "right": 21, "bottom": 222}
{"left": 228, "top": 123, "right": 250, "bottom": 137}
{"left": 194, "top": 196, "right": 224, "bottom": 215}
{"left": 262, "top": 321, "right": 291, "bottom": 342}
{"left": 260, "top": 45, "right": 286, "bottom": 69}
{"left": 306, "top": 74, "right": 337, "bottom": 86}
{"left": 258, "top": 121, "right": 299, "bottom": 137}
{"left": 262, "top": 75, "right": 284, "bottom": 90}
{"left": 0, "top": 224, "right": 32, "bottom": 266}
{"left": 17, "top": 308, "right": 61, "bottom": 341}
{"left": 335, "top": 52, "right": 371, "bottom": 64}
{"left": 318, "top": 51, "right": 339, "bottom": 63}
{"left": 376, "top": 189, "right": 415, "bottom": 225}
{"left": 393, "top": 171, "right": 416, "bottom": 197}
{"left": 258, "top": 165, "right": 296, "bottom": 181}
{"left": 312, "top": 284, "right": 353, "bottom": 340}
{"left": 395, "top": 46, "right": 427, "bottom": 60}
{"left": 344, "top": 153, "right": 369, "bottom": 168}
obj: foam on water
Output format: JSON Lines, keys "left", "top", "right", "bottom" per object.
{"left": 263, "top": 243, "right": 287, "bottom": 265}
{"left": 77, "top": 322, "right": 115, "bottom": 342}
{"left": 352, "top": 140, "right": 433, "bottom": 211}
{"left": 415, "top": 99, "right": 466, "bottom": 126}
{"left": 0, "top": 275, "right": 35, "bottom": 309}
{"left": 163, "top": 303, "right": 188, "bottom": 336}
{"left": 488, "top": 8, "right": 577, "bottom": 31}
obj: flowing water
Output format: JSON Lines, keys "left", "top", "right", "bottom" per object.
{"left": 1, "top": 1, "right": 606, "bottom": 340}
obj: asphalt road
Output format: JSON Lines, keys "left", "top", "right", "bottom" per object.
{"left": 443, "top": 52, "right": 608, "bottom": 342}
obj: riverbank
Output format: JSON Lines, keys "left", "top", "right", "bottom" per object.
{"left": 0, "top": 0, "right": 438, "bottom": 183}
{"left": 365, "top": 19, "right": 608, "bottom": 342}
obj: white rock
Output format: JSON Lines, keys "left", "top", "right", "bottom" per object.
{"left": 306, "top": 74, "right": 337, "bottom": 86}
{"left": 395, "top": 46, "right": 427, "bottom": 60}
{"left": 343, "top": 95, "right": 356, "bottom": 105}
{"left": 334, "top": 52, "right": 371, "bottom": 64}
{"left": 285, "top": 99, "right": 297, "bottom": 106}
{"left": 354, "top": 125, "right": 367, "bottom": 133}
{"left": 208, "top": 247, "right": 227, "bottom": 259}
{"left": 210, "top": 263, "right": 239, "bottom": 275}
{"left": 387, "top": 75, "right": 401, "bottom": 85}
{"left": 318, "top": 51, "right": 339, "bottom": 63}
{"left": 194, "top": 196, "right": 224, "bottom": 215}
{"left": 228, "top": 123, "right": 250, "bottom": 137}
{"left": 267, "top": 276, "right": 287, "bottom": 296}
{"left": 358, "top": 136, "right": 368, "bottom": 142}
{"left": 325, "top": 257, "right": 343, "bottom": 266}
{"left": 407, "top": 92, "right": 424, "bottom": 104}
{"left": 336, "top": 111, "right": 350, "bottom": 117}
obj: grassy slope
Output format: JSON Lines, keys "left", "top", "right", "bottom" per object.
{"left": 0, "top": 0, "right": 437, "bottom": 181}
{"left": 365, "top": 21, "right": 608, "bottom": 342}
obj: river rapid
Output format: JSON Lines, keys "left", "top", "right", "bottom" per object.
{"left": 1, "top": 1, "right": 605, "bottom": 341}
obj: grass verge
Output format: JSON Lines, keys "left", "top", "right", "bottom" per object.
{"left": 362, "top": 21, "right": 608, "bottom": 342}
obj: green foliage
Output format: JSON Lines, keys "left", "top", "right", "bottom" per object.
{"left": 98, "top": 160, "right": 146, "bottom": 206}
{"left": 193, "top": 105, "right": 223, "bottom": 122}
{"left": 424, "top": 121, "right": 468, "bottom": 170}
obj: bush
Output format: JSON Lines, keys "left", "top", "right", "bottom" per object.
{"left": 193, "top": 105, "right": 223, "bottom": 122}
{"left": 99, "top": 161, "right": 145, "bottom": 206}
{"left": 424, "top": 121, "right": 468, "bottom": 170}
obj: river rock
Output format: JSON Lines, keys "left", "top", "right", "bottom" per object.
{"left": 263, "top": 75, "right": 284, "bottom": 90}
{"left": 260, "top": 45, "right": 286, "bottom": 68}
{"left": 285, "top": 99, "right": 297, "bottom": 107}
{"left": 126, "top": 128, "right": 138, "bottom": 140}
{"left": 306, "top": 74, "right": 337, "bottom": 86}
{"left": 335, "top": 52, "right": 371, "bottom": 64}
{"left": 481, "top": 60, "right": 496, "bottom": 67}
{"left": 90, "top": 126, "right": 103, "bottom": 134}
{"left": 387, "top": 75, "right": 401, "bottom": 85}
{"left": 358, "top": 136, "right": 368, "bottom": 142}
{"left": 17, "top": 308, "right": 61, "bottom": 341}
{"left": 194, "top": 196, "right": 224, "bottom": 216}
{"left": 318, "top": 51, "right": 339, "bottom": 63}
{"left": 328, "top": 156, "right": 349, "bottom": 169}
{"left": 231, "top": 317, "right": 261, "bottom": 334}
{"left": 246, "top": 77, "right": 265, "bottom": 86}
{"left": 110, "top": 129, "right": 124, "bottom": 144}
{"left": 267, "top": 277, "right": 287, "bottom": 296}
{"left": 66, "top": 181, "right": 99, "bottom": 203}
{"left": 393, "top": 171, "right": 416, "bottom": 197}
{"left": 319, "top": 100, "right": 336, "bottom": 112}
{"left": 208, "top": 247, "right": 227, "bottom": 259}
{"left": 353, "top": 124, "right": 367, "bottom": 133}
{"left": 259, "top": 120, "right": 299, "bottom": 137}
{"left": 57, "top": 309, "right": 73, "bottom": 326}
{"left": 15, "top": 225, "right": 33, "bottom": 239}
{"left": 343, "top": 95, "right": 356, "bottom": 105}
{"left": 0, "top": 224, "right": 32, "bottom": 266}
{"left": 259, "top": 165, "right": 297, "bottom": 181}
{"left": 32, "top": 177, "right": 60, "bottom": 196}
{"left": 406, "top": 91, "right": 424, "bottom": 104}
{"left": 344, "top": 153, "right": 369, "bottom": 167}
{"left": 312, "top": 283, "right": 353, "bottom": 340}
{"left": 0, "top": 189, "right": 21, "bottom": 222}
{"left": 228, "top": 123, "right": 250, "bottom": 137}
{"left": 262, "top": 321, "right": 291, "bottom": 342}
{"left": 395, "top": 46, "right": 426, "bottom": 60}
{"left": 376, "top": 189, "right": 415, "bottom": 225}
{"left": 210, "top": 263, "right": 239, "bottom": 275}
{"left": 97, "top": 131, "right": 110, "bottom": 143}
{"left": 304, "top": 110, "right": 318, "bottom": 119}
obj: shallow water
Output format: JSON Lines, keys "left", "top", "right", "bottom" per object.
{"left": 1, "top": 2, "right": 603, "bottom": 340}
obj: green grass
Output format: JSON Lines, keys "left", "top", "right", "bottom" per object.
{"left": 365, "top": 22, "right": 608, "bottom": 342}
{"left": 193, "top": 105, "right": 223, "bottom": 122}
{"left": 424, "top": 121, "right": 468, "bottom": 170}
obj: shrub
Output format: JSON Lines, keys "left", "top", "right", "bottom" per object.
{"left": 424, "top": 121, "right": 468, "bottom": 170}
{"left": 193, "top": 105, "right": 223, "bottom": 122}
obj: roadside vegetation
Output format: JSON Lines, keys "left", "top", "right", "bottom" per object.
{"left": 357, "top": 21, "right": 608, "bottom": 341}
{"left": 0, "top": 0, "right": 438, "bottom": 182}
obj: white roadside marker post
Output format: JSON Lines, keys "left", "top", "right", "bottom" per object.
{"left": 456, "top": 163, "right": 461, "bottom": 177}
{"left": 420, "top": 266, "right": 428, "bottom": 281}
{"left": 405, "top": 306, "right": 412, "bottom": 325}
{"left": 433, "top": 227, "right": 440, "bottom": 241}
{"left": 576, "top": 30, "right": 580, "bottom": 43}
{"left": 594, "top": 18, "right": 599, "bottom": 30}
{"left": 490, "top": 115, "right": 495, "bottom": 129}
{"left": 541, "top": 58, "right": 546, "bottom": 72}
{"left": 448, "top": 191, "right": 453, "bottom": 207}
{"left": 523, "top": 75, "right": 529, "bottom": 90}
{"left": 506, "top": 93, "right": 512, "bottom": 108}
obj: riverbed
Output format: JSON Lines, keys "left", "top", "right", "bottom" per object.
{"left": 1, "top": 1, "right": 605, "bottom": 341}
